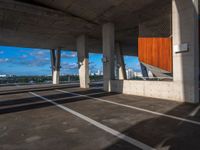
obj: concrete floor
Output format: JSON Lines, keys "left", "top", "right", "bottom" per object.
{"left": 0, "top": 84, "right": 200, "bottom": 150}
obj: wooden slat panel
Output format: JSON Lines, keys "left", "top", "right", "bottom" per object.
{"left": 138, "top": 37, "right": 172, "bottom": 72}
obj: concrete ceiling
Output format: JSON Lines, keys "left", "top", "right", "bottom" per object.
{"left": 0, "top": 0, "right": 171, "bottom": 55}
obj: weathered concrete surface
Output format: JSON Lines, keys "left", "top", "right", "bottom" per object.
{"left": 110, "top": 80, "right": 198, "bottom": 103}
{"left": 0, "top": 0, "right": 172, "bottom": 55}
{"left": 0, "top": 92, "right": 136, "bottom": 150}
{"left": 0, "top": 85, "right": 200, "bottom": 150}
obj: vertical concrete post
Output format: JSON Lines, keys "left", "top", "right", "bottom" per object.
{"left": 54, "top": 48, "right": 61, "bottom": 84}
{"left": 172, "top": 0, "right": 199, "bottom": 103}
{"left": 50, "top": 49, "right": 56, "bottom": 77}
{"left": 116, "top": 43, "right": 127, "bottom": 80}
{"left": 77, "top": 35, "right": 89, "bottom": 88}
{"left": 50, "top": 48, "right": 61, "bottom": 84}
{"left": 103, "top": 23, "right": 115, "bottom": 91}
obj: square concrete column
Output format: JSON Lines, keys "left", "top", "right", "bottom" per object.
{"left": 50, "top": 48, "right": 61, "bottom": 84}
{"left": 103, "top": 23, "right": 115, "bottom": 91}
{"left": 116, "top": 43, "right": 127, "bottom": 80}
{"left": 172, "top": 0, "right": 199, "bottom": 103}
{"left": 50, "top": 49, "right": 56, "bottom": 77}
{"left": 77, "top": 35, "right": 89, "bottom": 88}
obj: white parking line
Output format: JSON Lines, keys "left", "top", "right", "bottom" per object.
{"left": 56, "top": 89, "right": 200, "bottom": 126}
{"left": 29, "top": 92, "right": 155, "bottom": 150}
{"left": 189, "top": 105, "right": 200, "bottom": 117}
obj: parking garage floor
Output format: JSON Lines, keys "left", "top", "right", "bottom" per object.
{"left": 0, "top": 84, "right": 200, "bottom": 150}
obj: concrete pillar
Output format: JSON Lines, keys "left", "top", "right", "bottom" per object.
{"left": 77, "top": 35, "right": 89, "bottom": 88}
{"left": 140, "top": 63, "right": 149, "bottom": 78}
{"left": 50, "top": 48, "right": 61, "bottom": 84}
{"left": 102, "top": 23, "right": 115, "bottom": 91}
{"left": 116, "top": 43, "right": 127, "bottom": 80}
{"left": 172, "top": 0, "right": 199, "bottom": 103}
{"left": 50, "top": 49, "right": 56, "bottom": 77}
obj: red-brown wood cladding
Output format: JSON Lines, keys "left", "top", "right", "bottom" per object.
{"left": 138, "top": 37, "right": 172, "bottom": 73}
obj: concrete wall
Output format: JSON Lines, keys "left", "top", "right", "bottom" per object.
{"left": 110, "top": 80, "right": 192, "bottom": 102}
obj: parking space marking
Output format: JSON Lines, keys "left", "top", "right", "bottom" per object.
{"left": 0, "top": 91, "right": 106, "bottom": 109}
{"left": 56, "top": 89, "right": 200, "bottom": 126}
{"left": 29, "top": 92, "right": 155, "bottom": 150}
{"left": 39, "top": 91, "right": 107, "bottom": 102}
{"left": 189, "top": 105, "right": 200, "bottom": 117}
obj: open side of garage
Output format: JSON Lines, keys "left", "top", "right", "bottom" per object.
{"left": 0, "top": 0, "right": 199, "bottom": 103}
{"left": 0, "top": 1, "right": 200, "bottom": 149}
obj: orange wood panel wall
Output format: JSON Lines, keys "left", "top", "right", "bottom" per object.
{"left": 138, "top": 37, "right": 172, "bottom": 73}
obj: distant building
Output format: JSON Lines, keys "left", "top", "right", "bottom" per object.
{"left": 134, "top": 72, "right": 142, "bottom": 78}
{"left": 100, "top": 71, "right": 103, "bottom": 76}
{"left": 96, "top": 70, "right": 101, "bottom": 76}
{"left": 126, "top": 69, "right": 134, "bottom": 79}
{"left": 95, "top": 70, "right": 103, "bottom": 76}
{"left": 89, "top": 70, "right": 103, "bottom": 76}
{"left": 0, "top": 74, "right": 7, "bottom": 78}
{"left": 90, "top": 73, "right": 95, "bottom": 76}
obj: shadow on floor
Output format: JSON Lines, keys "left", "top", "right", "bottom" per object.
{"left": 0, "top": 84, "right": 80, "bottom": 95}
{"left": 103, "top": 103, "right": 200, "bottom": 150}
{"left": 0, "top": 82, "right": 103, "bottom": 95}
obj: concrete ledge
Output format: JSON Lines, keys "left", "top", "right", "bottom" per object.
{"left": 110, "top": 80, "right": 198, "bottom": 103}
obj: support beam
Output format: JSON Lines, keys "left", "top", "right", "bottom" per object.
{"left": 50, "top": 48, "right": 61, "bottom": 84}
{"left": 140, "top": 63, "right": 149, "bottom": 78}
{"left": 172, "top": 0, "right": 199, "bottom": 103}
{"left": 116, "top": 43, "right": 127, "bottom": 80}
{"left": 77, "top": 35, "right": 89, "bottom": 88}
{"left": 103, "top": 23, "right": 115, "bottom": 91}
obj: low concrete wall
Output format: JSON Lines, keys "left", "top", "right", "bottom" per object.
{"left": 110, "top": 80, "right": 197, "bottom": 103}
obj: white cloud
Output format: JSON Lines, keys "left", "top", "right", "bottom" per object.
{"left": 89, "top": 61, "right": 102, "bottom": 72}
{"left": 61, "top": 62, "right": 78, "bottom": 70}
{"left": 0, "top": 58, "right": 10, "bottom": 63}
{"left": 17, "top": 57, "right": 50, "bottom": 67}
{"left": 61, "top": 52, "right": 77, "bottom": 58}
{"left": 30, "top": 50, "right": 49, "bottom": 57}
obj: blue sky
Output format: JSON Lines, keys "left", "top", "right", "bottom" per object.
{"left": 0, "top": 46, "right": 141, "bottom": 76}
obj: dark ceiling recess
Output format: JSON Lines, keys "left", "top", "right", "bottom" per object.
{"left": 14, "top": 0, "right": 60, "bottom": 11}
{"left": 14, "top": 0, "right": 99, "bottom": 25}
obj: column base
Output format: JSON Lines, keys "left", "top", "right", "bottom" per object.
{"left": 53, "top": 71, "right": 60, "bottom": 84}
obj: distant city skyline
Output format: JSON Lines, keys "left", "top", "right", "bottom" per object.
{"left": 0, "top": 46, "right": 141, "bottom": 76}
